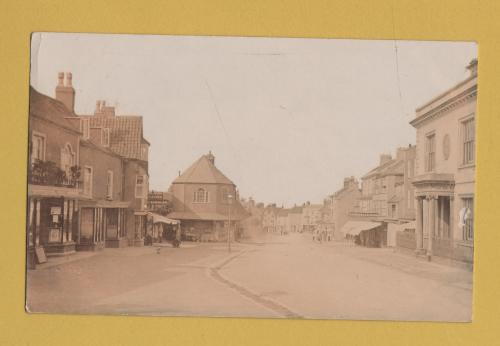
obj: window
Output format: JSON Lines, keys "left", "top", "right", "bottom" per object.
{"left": 462, "top": 118, "right": 475, "bottom": 165}
{"left": 193, "top": 188, "right": 209, "bottom": 203}
{"left": 135, "top": 175, "right": 145, "bottom": 198}
{"left": 80, "top": 118, "right": 90, "bottom": 139}
{"left": 106, "top": 170, "right": 114, "bottom": 199}
{"left": 462, "top": 197, "right": 474, "bottom": 241}
{"left": 31, "top": 132, "right": 46, "bottom": 163}
{"left": 101, "top": 128, "right": 110, "bottom": 147}
{"left": 425, "top": 134, "right": 436, "bottom": 172}
{"left": 61, "top": 143, "right": 75, "bottom": 176}
{"left": 83, "top": 167, "right": 93, "bottom": 196}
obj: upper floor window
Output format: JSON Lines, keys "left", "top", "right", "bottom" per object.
{"left": 83, "top": 166, "right": 93, "bottom": 196}
{"left": 31, "top": 132, "right": 46, "bottom": 164}
{"left": 425, "top": 134, "right": 436, "bottom": 172}
{"left": 193, "top": 188, "right": 209, "bottom": 203}
{"left": 101, "top": 128, "right": 110, "bottom": 147}
{"left": 135, "top": 175, "right": 146, "bottom": 198}
{"left": 462, "top": 118, "right": 475, "bottom": 165}
{"left": 106, "top": 170, "right": 114, "bottom": 200}
{"left": 80, "top": 118, "right": 90, "bottom": 139}
{"left": 61, "top": 143, "right": 75, "bottom": 175}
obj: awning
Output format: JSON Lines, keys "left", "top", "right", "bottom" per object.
{"left": 341, "top": 221, "right": 381, "bottom": 236}
{"left": 148, "top": 212, "right": 179, "bottom": 225}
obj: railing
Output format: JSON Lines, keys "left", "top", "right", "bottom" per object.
{"left": 29, "top": 160, "right": 81, "bottom": 188}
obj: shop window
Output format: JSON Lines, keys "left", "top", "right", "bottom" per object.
{"left": 461, "top": 198, "right": 474, "bottom": 241}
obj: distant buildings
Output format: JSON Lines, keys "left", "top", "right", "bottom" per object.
{"left": 167, "top": 152, "right": 248, "bottom": 241}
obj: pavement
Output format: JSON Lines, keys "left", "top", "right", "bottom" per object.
{"left": 26, "top": 233, "right": 472, "bottom": 321}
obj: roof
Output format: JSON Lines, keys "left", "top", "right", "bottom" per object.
{"left": 340, "top": 221, "right": 382, "bottom": 236}
{"left": 29, "top": 87, "right": 81, "bottom": 134}
{"left": 362, "top": 157, "right": 404, "bottom": 180}
{"left": 173, "top": 154, "right": 235, "bottom": 185}
{"left": 80, "top": 114, "right": 147, "bottom": 160}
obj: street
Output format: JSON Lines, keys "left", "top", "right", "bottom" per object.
{"left": 27, "top": 233, "right": 472, "bottom": 321}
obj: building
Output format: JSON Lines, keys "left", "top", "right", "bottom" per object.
{"left": 27, "top": 85, "right": 84, "bottom": 262}
{"left": 406, "top": 59, "right": 477, "bottom": 263}
{"left": 240, "top": 198, "right": 265, "bottom": 238}
{"left": 301, "top": 202, "right": 323, "bottom": 232}
{"left": 148, "top": 191, "right": 173, "bottom": 216}
{"left": 27, "top": 72, "right": 152, "bottom": 267}
{"left": 167, "top": 152, "right": 248, "bottom": 242}
{"left": 262, "top": 204, "right": 279, "bottom": 233}
{"left": 326, "top": 176, "right": 361, "bottom": 240}
{"left": 77, "top": 96, "right": 150, "bottom": 247}
{"left": 287, "top": 206, "right": 303, "bottom": 233}
{"left": 276, "top": 208, "right": 289, "bottom": 235}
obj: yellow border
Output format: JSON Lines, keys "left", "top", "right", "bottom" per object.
{"left": 1, "top": 1, "right": 500, "bottom": 345}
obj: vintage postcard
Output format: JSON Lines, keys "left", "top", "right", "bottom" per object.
{"left": 26, "top": 33, "right": 476, "bottom": 321}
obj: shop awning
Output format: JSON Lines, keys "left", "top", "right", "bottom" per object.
{"left": 341, "top": 221, "right": 381, "bottom": 236}
{"left": 148, "top": 212, "right": 180, "bottom": 225}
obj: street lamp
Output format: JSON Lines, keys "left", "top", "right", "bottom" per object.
{"left": 227, "top": 194, "right": 233, "bottom": 253}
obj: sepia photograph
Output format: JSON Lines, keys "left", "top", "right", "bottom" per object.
{"left": 26, "top": 33, "right": 476, "bottom": 321}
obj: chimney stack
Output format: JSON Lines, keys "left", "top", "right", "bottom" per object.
{"left": 55, "top": 72, "right": 75, "bottom": 113}
{"left": 467, "top": 59, "right": 478, "bottom": 77}
{"left": 206, "top": 151, "right": 215, "bottom": 165}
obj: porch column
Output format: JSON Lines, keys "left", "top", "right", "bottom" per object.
{"left": 28, "top": 199, "right": 35, "bottom": 247}
{"left": 415, "top": 196, "right": 424, "bottom": 253}
{"left": 63, "top": 200, "right": 68, "bottom": 243}
{"left": 439, "top": 196, "right": 444, "bottom": 238}
{"left": 35, "top": 199, "right": 41, "bottom": 247}
{"left": 68, "top": 200, "right": 73, "bottom": 242}
{"left": 427, "top": 195, "right": 437, "bottom": 260}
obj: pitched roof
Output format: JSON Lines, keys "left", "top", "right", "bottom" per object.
{"left": 80, "top": 115, "right": 147, "bottom": 160}
{"left": 29, "top": 87, "right": 81, "bottom": 134}
{"left": 173, "top": 154, "right": 235, "bottom": 185}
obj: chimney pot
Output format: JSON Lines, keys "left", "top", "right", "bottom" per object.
{"left": 57, "top": 72, "right": 64, "bottom": 86}
{"left": 66, "top": 72, "right": 73, "bottom": 86}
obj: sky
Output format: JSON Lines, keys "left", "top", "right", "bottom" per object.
{"left": 30, "top": 33, "right": 477, "bottom": 207}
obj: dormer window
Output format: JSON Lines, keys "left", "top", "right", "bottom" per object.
{"left": 101, "top": 128, "right": 110, "bottom": 147}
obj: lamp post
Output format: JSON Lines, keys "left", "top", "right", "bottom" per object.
{"left": 227, "top": 194, "right": 233, "bottom": 253}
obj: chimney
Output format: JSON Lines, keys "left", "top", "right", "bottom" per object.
{"left": 379, "top": 154, "right": 392, "bottom": 166}
{"left": 55, "top": 72, "right": 75, "bottom": 113}
{"left": 206, "top": 151, "right": 215, "bottom": 165}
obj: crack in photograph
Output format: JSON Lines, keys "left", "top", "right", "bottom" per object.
{"left": 26, "top": 33, "right": 476, "bottom": 321}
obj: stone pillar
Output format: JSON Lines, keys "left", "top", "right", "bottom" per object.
{"left": 68, "top": 200, "right": 73, "bottom": 242}
{"left": 427, "top": 195, "right": 436, "bottom": 260}
{"left": 28, "top": 199, "right": 35, "bottom": 247}
{"left": 439, "top": 197, "right": 444, "bottom": 238}
{"left": 415, "top": 196, "right": 423, "bottom": 253}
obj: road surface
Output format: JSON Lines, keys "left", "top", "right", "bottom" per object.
{"left": 27, "top": 232, "right": 472, "bottom": 321}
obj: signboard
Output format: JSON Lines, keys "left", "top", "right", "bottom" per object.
{"left": 49, "top": 228, "right": 61, "bottom": 243}
{"left": 35, "top": 247, "right": 47, "bottom": 264}
{"left": 50, "top": 206, "right": 62, "bottom": 215}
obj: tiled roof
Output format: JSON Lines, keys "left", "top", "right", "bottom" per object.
{"left": 173, "top": 154, "right": 235, "bottom": 185}
{"left": 29, "top": 87, "right": 80, "bottom": 134}
{"left": 81, "top": 115, "right": 146, "bottom": 160}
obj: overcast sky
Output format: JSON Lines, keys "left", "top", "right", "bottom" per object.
{"left": 30, "top": 33, "right": 476, "bottom": 207}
